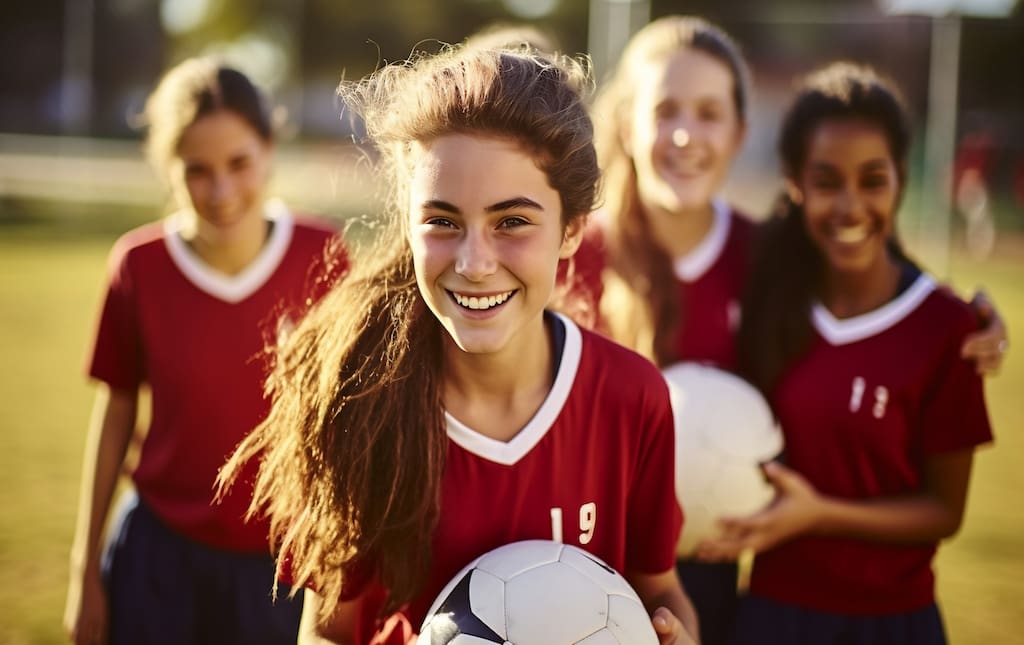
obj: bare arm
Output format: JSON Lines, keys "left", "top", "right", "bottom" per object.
{"left": 627, "top": 568, "right": 699, "bottom": 645}
{"left": 298, "top": 589, "right": 360, "bottom": 645}
{"left": 698, "top": 451, "right": 975, "bottom": 560}
{"left": 64, "top": 384, "right": 138, "bottom": 645}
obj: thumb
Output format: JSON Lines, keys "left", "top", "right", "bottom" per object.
{"left": 651, "top": 606, "right": 678, "bottom": 635}
{"left": 762, "top": 461, "right": 800, "bottom": 493}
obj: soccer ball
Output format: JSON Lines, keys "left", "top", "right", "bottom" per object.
{"left": 663, "top": 362, "right": 784, "bottom": 557}
{"left": 417, "top": 540, "right": 658, "bottom": 644}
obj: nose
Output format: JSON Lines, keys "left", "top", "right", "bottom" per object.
{"left": 455, "top": 228, "right": 498, "bottom": 281}
{"left": 667, "top": 111, "right": 700, "bottom": 146}
{"left": 834, "top": 186, "right": 862, "bottom": 221}
{"left": 209, "top": 172, "right": 234, "bottom": 203}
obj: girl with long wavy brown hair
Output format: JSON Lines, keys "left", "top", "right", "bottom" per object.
{"left": 220, "top": 45, "right": 698, "bottom": 645}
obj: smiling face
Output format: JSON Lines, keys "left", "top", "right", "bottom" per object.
{"left": 170, "top": 110, "right": 273, "bottom": 232}
{"left": 793, "top": 118, "right": 901, "bottom": 277}
{"left": 627, "top": 48, "right": 745, "bottom": 218}
{"left": 408, "top": 134, "right": 583, "bottom": 357}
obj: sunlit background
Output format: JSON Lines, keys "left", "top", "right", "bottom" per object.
{"left": 1, "top": 1, "right": 1021, "bottom": 643}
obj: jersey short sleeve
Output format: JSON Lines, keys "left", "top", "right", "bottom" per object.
{"left": 919, "top": 307, "right": 993, "bottom": 454}
{"left": 624, "top": 365, "right": 683, "bottom": 575}
{"left": 87, "top": 234, "right": 146, "bottom": 389}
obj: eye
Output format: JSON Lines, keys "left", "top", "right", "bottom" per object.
{"left": 230, "top": 155, "right": 253, "bottom": 172}
{"left": 184, "top": 164, "right": 209, "bottom": 179}
{"left": 807, "top": 169, "right": 841, "bottom": 191}
{"left": 654, "top": 101, "right": 678, "bottom": 121}
{"left": 424, "top": 216, "right": 457, "bottom": 228}
{"left": 861, "top": 173, "right": 891, "bottom": 190}
{"left": 697, "top": 104, "right": 725, "bottom": 123}
{"left": 498, "top": 215, "right": 530, "bottom": 229}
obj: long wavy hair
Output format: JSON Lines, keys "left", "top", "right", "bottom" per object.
{"left": 737, "top": 62, "right": 914, "bottom": 394}
{"left": 218, "top": 45, "right": 599, "bottom": 618}
{"left": 590, "top": 15, "right": 750, "bottom": 365}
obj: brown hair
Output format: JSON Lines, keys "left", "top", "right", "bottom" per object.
{"left": 218, "top": 45, "right": 598, "bottom": 619}
{"left": 141, "top": 56, "right": 274, "bottom": 181}
{"left": 591, "top": 16, "right": 749, "bottom": 364}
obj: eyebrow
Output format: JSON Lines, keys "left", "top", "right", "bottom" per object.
{"left": 420, "top": 197, "right": 545, "bottom": 214}
{"left": 807, "top": 159, "right": 891, "bottom": 172}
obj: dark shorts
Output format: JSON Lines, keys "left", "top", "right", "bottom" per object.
{"left": 676, "top": 559, "right": 740, "bottom": 645}
{"left": 102, "top": 493, "right": 303, "bottom": 645}
{"left": 730, "top": 595, "right": 947, "bottom": 645}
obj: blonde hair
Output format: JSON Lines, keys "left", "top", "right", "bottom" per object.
{"left": 592, "top": 16, "right": 749, "bottom": 364}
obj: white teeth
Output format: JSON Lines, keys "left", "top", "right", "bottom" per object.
{"left": 452, "top": 290, "right": 513, "bottom": 310}
{"left": 834, "top": 226, "right": 868, "bottom": 244}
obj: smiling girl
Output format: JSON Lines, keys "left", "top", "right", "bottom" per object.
{"left": 64, "top": 58, "right": 341, "bottom": 645}
{"left": 700, "top": 62, "right": 993, "bottom": 645}
{"left": 219, "top": 46, "right": 697, "bottom": 645}
{"left": 560, "top": 17, "right": 1007, "bottom": 645}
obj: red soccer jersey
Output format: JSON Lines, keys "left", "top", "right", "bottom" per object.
{"left": 87, "top": 200, "right": 341, "bottom": 552}
{"left": 349, "top": 314, "right": 682, "bottom": 644}
{"left": 563, "top": 200, "right": 755, "bottom": 370}
{"left": 750, "top": 274, "right": 993, "bottom": 614}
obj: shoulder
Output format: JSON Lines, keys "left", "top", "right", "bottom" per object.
{"left": 578, "top": 325, "right": 669, "bottom": 396}
{"left": 291, "top": 212, "right": 341, "bottom": 238}
{"left": 920, "top": 283, "right": 980, "bottom": 340}
{"left": 726, "top": 206, "right": 759, "bottom": 246}
{"left": 106, "top": 221, "right": 167, "bottom": 271}
{"left": 285, "top": 210, "right": 347, "bottom": 267}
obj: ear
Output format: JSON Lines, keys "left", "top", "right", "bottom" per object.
{"left": 559, "top": 215, "right": 586, "bottom": 259}
{"left": 784, "top": 178, "right": 804, "bottom": 205}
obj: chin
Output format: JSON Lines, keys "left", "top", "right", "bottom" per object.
{"left": 663, "top": 184, "right": 712, "bottom": 214}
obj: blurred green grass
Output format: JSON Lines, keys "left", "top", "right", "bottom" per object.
{"left": 0, "top": 218, "right": 1020, "bottom": 644}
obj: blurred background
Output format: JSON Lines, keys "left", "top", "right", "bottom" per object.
{"left": 1, "top": 0, "right": 1021, "bottom": 643}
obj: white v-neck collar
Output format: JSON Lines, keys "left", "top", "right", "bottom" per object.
{"left": 812, "top": 273, "right": 936, "bottom": 345}
{"left": 445, "top": 312, "right": 582, "bottom": 466}
{"left": 163, "top": 199, "right": 294, "bottom": 304}
{"left": 673, "top": 198, "right": 731, "bottom": 282}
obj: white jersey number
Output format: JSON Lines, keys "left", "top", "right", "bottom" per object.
{"left": 849, "top": 377, "right": 889, "bottom": 419}
{"left": 550, "top": 503, "right": 597, "bottom": 545}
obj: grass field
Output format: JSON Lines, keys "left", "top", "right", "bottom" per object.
{"left": 0, "top": 222, "right": 1021, "bottom": 644}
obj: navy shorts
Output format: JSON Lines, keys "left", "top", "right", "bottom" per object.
{"left": 730, "top": 595, "right": 947, "bottom": 645}
{"left": 102, "top": 493, "right": 303, "bottom": 645}
{"left": 676, "top": 559, "right": 740, "bottom": 645}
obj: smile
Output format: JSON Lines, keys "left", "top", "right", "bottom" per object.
{"left": 450, "top": 290, "right": 516, "bottom": 310}
{"left": 833, "top": 225, "right": 870, "bottom": 244}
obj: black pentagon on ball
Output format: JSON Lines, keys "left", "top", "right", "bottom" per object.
{"left": 427, "top": 569, "right": 505, "bottom": 643}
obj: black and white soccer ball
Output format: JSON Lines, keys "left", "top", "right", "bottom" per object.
{"left": 663, "top": 362, "right": 784, "bottom": 557}
{"left": 417, "top": 540, "right": 658, "bottom": 644}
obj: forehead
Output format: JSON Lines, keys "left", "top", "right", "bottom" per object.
{"left": 409, "top": 134, "right": 556, "bottom": 204}
{"left": 636, "top": 48, "right": 736, "bottom": 105}
{"left": 805, "top": 119, "right": 894, "bottom": 166}
{"left": 177, "top": 110, "right": 264, "bottom": 158}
